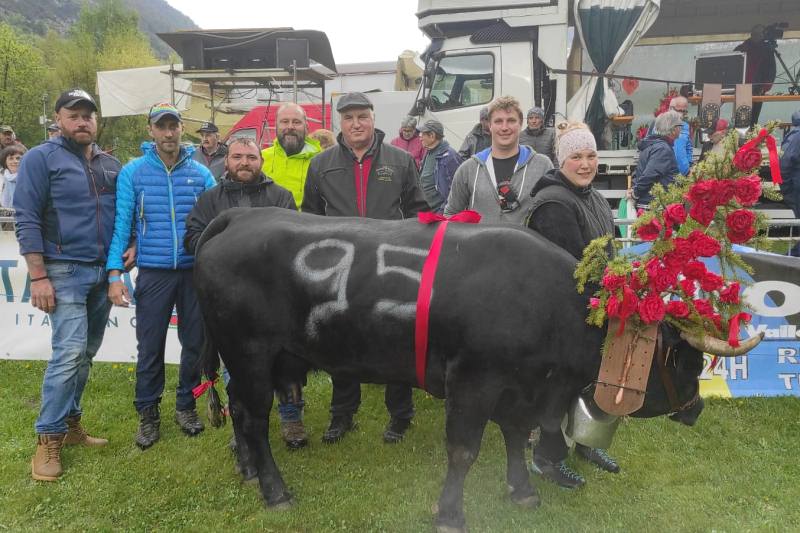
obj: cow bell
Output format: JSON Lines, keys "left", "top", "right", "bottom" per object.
{"left": 564, "top": 393, "right": 621, "bottom": 450}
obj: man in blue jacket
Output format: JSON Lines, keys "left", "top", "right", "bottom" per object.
{"left": 14, "top": 89, "right": 129, "bottom": 481}
{"left": 668, "top": 97, "right": 693, "bottom": 175}
{"left": 632, "top": 111, "right": 683, "bottom": 209}
{"left": 417, "top": 119, "right": 462, "bottom": 213}
{"left": 106, "top": 103, "right": 217, "bottom": 449}
{"left": 780, "top": 110, "right": 800, "bottom": 257}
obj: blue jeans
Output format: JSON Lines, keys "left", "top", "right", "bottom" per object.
{"left": 222, "top": 367, "right": 303, "bottom": 422}
{"left": 133, "top": 268, "right": 203, "bottom": 412}
{"left": 35, "top": 262, "right": 112, "bottom": 434}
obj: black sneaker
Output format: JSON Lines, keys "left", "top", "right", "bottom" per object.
{"left": 382, "top": 417, "right": 411, "bottom": 444}
{"left": 175, "top": 409, "right": 205, "bottom": 436}
{"left": 135, "top": 405, "right": 161, "bottom": 450}
{"left": 321, "top": 414, "right": 355, "bottom": 444}
{"left": 575, "top": 445, "right": 620, "bottom": 473}
{"left": 531, "top": 456, "right": 586, "bottom": 489}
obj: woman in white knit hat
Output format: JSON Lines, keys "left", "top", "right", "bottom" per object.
{"left": 526, "top": 122, "right": 619, "bottom": 489}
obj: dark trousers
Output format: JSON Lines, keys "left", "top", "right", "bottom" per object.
{"left": 134, "top": 268, "right": 204, "bottom": 412}
{"left": 535, "top": 428, "right": 569, "bottom": 463}
{"left": 329, "top": 377, "right": 414, "bottom": 420}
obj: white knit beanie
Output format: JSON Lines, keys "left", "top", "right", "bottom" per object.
{"left": 556, "top": 127, "right": 597, "bottom": 167}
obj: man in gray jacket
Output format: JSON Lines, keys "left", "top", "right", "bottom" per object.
{"left": 192, "top": 122, "right": 227, "bottom": 180}
{"left": 518, "top": 106, "right": 556, "bottom": 165}
{"left": 445, "top": 96, "right": 553, "bottom": 224}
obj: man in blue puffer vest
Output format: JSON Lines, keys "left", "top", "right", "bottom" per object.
{"left": 106, "top": 103, "right": 217, "bottom": 449}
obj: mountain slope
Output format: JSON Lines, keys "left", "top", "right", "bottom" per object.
{"left": 0, "top": 0, "right": 198, "bottom": 58}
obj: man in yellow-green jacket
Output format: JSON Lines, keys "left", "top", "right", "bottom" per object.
{"left": 261, "top": 103, "right": 321, "bottom": 206}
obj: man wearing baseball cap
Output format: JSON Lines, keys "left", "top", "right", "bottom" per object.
{"left": 519, "top": 107, "right": 556, "bottom": 165}
{"left": 192, "top": 121, "right": 227, "bottom": 180}
{"left": 303, "top": 91, "right": 428, "bottom": 445}
{"left": 417, "top": 118, "right": 462, "bottom": 213}
{"left": 106, "top": 102, "right": 217, "bottom": 450}
{"left": 14, "top": 87, "right": 124, "bottom": 481}
{"left": 46, "top": 123, "right": 61, "bottom": 139}
{"left": 1, "top": 124, "right": 25, "bottom": 149}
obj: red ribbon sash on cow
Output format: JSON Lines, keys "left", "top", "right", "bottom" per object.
{"left": 415, "top": 210, "right": 482, "bottom": 390}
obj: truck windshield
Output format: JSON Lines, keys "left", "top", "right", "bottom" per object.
{"left": 429, "top": 53, "right": 494, "bottom": 111}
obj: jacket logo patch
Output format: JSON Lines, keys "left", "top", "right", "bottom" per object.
{"left": 187, "top": 179, "right": 195, "bottom": 185}
{"left": 375, "top": 166, "right": 394, "bottom": 182}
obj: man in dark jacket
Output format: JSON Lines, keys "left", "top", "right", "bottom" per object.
{"left": 780, "top": 109, "right": 800, "bottom": 257}
{"left": 14, "top": 88, "right": 128, "bottom": 481}
{"left": 518, "top": 106, "right": 556, "bottom": 165}
{"left": 192, "top": 122, "right": 227, "bottom": 180}
{"left": 631, "top": 111, "right": 683, "bottom": 209}
{"left": 302, "top": 92, "right": 428, "bottom": 444}
{"left": 417, "top": 118, "right": 462, "bottom": 213}
{"left": 458, "top": 106, "right": 491, "bottom": 159}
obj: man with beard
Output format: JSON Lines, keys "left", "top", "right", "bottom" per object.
{"left": 14, "top": 88, "right": 125, "bottom": 481}
{"left": 261, "top": 103, "right": 321, "bottom": 207}
{"left": 302, "top": 92, "right": 428, "bottom": 445}
{"left": 192, "top": 122, "right": 227, "bottom": 181}
{"left": 518, "top": 107, "right": 556, "bottom": 165}
{"left": 458, "top": 106, "right": 491, "bottom": 159}
{"left": 184, "top": 138, "right": 307, "bottom": 449}
{"left": 106, "top": 103, "right": 217, "bottom": 450}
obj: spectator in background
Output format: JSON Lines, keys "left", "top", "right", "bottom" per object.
{"left": 700, "top": 118, "right": 730, "bottom": 161}
{"left": 631, "top": 111, "right": 682, "bottom": 210}
{"left": 192, "top": 122, "right": 227, "bottom": 180}
{"left": 47, "top": 124, "right": 61, "bottom": 139}
{"left": 417, "top": 119, "right": 461, "bottom": 213}
{"left": 668, "top": 97, "right": 693, "bottom": 175}
{"left": 735, "top": 25, "right": 777, "bottom": 126}
{"left": 458, "top": 106, "right": 492, "bottom": 160}
{"left": 390, "top": 116, "right": 425, "bottom": 169}
{"left": 779, "top": 109, "right": 800, "bottom": 257}
{"left": 1, "top": 125, "right": 26, "bottom": 150}
{"left": 519, "top": 106, "right": 556, "bottom": 165}
{"left": 310, "top": 128, "right": 335, "bottom": 150}
{"left": 261, "top": 103, "right": 321, "bottom": 207}
{"left": 0, "top": 144, "right": 26, "bottom": 208}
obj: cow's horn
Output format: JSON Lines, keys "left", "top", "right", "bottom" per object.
{"left": 679, "top": 330, "right": 765, "bottom": 357}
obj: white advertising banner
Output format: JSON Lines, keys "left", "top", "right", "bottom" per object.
{"left": 0, "top": 231, "right": 181, "bottom": 364}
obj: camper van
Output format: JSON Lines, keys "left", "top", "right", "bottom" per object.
{"left": 412, "top": 0, "right": 800, "bottom": 194}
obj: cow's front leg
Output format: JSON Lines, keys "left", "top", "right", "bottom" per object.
{"left": 498, "top": 421, "right": 540, "bottom": 508}
{"left": 236, "top": 378, "right": 292, "bottom": 507}
{"left": 435, "top": 391, "right": 492, "bottom": 533}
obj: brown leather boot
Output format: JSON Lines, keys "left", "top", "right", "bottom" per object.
{"left": 31, "top": 433, "right": 65, "bottom": 481}
{"left": 64, "top": 415, "right": 108, "bottom": 447}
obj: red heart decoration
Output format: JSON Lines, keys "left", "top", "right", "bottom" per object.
{"left": 622, "top": 77, "right": 639, "bottom": 96}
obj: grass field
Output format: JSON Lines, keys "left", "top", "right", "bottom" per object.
{"left": 1, "top": 360, "right": 799, "bottom": 532}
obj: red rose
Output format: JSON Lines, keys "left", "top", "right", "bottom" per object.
{"left": 636, "top": 218, "right": 662, "bottom": 241}
{"left": 619, "top": 286, "right": 639, "bottom": 318}
{"left": 699, "top": 271, "right": 724, "bottom": 292}
{"left": 712, "top": 180, "right": 736, "bottom": 206}
{"left": 638, "top": 292, "right": 666, "bottom": 323}
{"left": 693, "top": 298, "right": 715, "bottom": 317}
{"left": 719, "top": 282, "right": 741, "bottom": 304}
{"left": 664, "top": 203, "right": 687, "bottom": 226}
{"left": 663, "top": 237, "right": 695, "bottom": 273}
{"left": 710, "top": 313, "right": 723, "bottom": 331}
{"left": 680, "top": 278, "right": 696, "bottom": 297}
{"left": 683, "top": 260, "right": 707, "bottom": 280}
{"left": 726, "top": 209, "right": 756, "bottom": 244}
{"left": 629, "top": 273, "right": 644, "bottom": 291}
{"left": 687, "top": 180, "right": 717, "bottom": 205}
{"left": 732, "top": 146, "right": 762, "bottom": 172}
{"left": 632, "top": 261, "right": 641, "bottom": 268}
{"left": 590, "top": 297, "right": 601, "bottom": 309}
{"left": 734, "top": 175, "right": 762, "bottom": 206}
{"left": 689, "top": 230, "right": 721, "bottom": 257}
{"left": 689, "top": 201, "right": 716, "bottom": 226}
{"left": 602, "top": 273, "right": 627, "bottom": 290}
{"left": 666, "top": 300, "right": 690, "bottom": 318}
{"left": 645, "top": 259, "right": 677, "bottom": 293}
{"left": 606, "top": 294, "right": 621, "bottom": 317}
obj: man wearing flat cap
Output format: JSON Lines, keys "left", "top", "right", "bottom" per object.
{"left": 417, "top": 118, "right": 462, "bottom": 213}
{"left": 106, "top": 103, "right": 217, "bottom": 451}
{"left": 1, "top": 124, "right": 26, "bottom": 150}
{"left": 519, "top": 107, "right": 556, "bottom": 165}
{"left": 192, "top": 121, "right": 227, "bottom": 181}
{"left": 302, "top": 91, "right": 428, "bottom": 446}
{"left": 14, "top": 88, "right": 125, "bottom": 481}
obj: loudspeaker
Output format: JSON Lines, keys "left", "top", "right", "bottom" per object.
{"left": 277, "top": 39, "right": 309, "bottom": 69}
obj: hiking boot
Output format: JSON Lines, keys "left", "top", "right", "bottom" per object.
{"left": 575, "top": 444, "right": 620, "bottom": 473}
{"left": 64, "top": 415, "right": 108, "bottom": 447}
{"left": 31, "top": 433, "right": 65, "bottom": 481}
{"left": 280, "top": 420, "right": 309, "bottom": 450}
{"left": 135, "top": 405, "right": 161, "bottom": 450}
{"left": 175, "top": 409, "right": 205, "bottom": 436}
{"left": 321, "top": 414, "right": 355, "bottom": 444}
{"left": 531, "top": 455, "right": 586, "bottom": 489}
{"left": 382, "top": 417, "right": 412, "bottom": 444}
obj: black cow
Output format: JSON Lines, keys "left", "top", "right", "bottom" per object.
{"left": 194, "top": 207, "right": 758, "bottom": 533}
